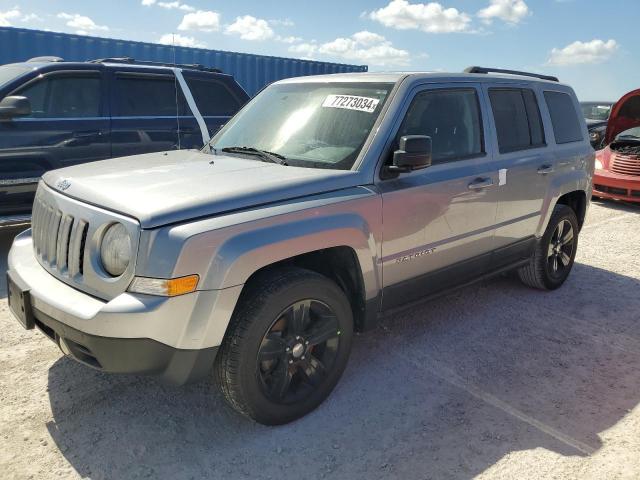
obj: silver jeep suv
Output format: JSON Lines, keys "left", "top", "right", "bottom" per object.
{"left": 7, "top": 67, "right": 594, "bottom": 424}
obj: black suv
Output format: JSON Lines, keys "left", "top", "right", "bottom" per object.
{"left": 0, "top": 57, "right": 249, "bottom": 225}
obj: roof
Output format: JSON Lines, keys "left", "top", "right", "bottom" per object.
{"left": 276, "top": 71, "right": 567, "bottom": 87}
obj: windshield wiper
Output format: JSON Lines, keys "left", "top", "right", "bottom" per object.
{"left": 221, "top": 146, "right": 288, "bottom": 166}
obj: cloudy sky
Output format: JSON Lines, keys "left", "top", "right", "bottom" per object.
{"left": 0, "top": 0, "right": 637, "bottom": 100}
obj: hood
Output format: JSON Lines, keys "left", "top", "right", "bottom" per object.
{"left": 43, "top": 150, "right": 360, "bottom": 228}
{"left": 605, "top": 88, "right": 640, "bottom": 144}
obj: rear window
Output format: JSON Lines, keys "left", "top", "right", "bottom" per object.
{"left": 113, "top": 73, "right": 187, "bottom": 117}
{"left": 544, "top": 91, "right": 583, "bottom": 144}
{"left": 489, "top": 88, "right": 545, "bottom": 153}
{"left": 185, "top": 78, "right": 242, "bottom": 116}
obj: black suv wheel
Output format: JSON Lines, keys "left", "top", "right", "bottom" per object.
{"left": 214, "top": 267, "right": 353, "bottom": 425}
{"left": 518, "top": 204, "right": 579, "bottom": 290}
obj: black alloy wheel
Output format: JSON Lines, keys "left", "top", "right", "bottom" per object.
{"left": 257, "top": 299, "right": 341, "bottom": 404}
{"left": 547, "top": 219, "right": 575, "bottom": 279}
{"left": 215, "top": 267, "right": 353, "bottom": 425}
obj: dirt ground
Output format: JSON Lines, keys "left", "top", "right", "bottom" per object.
{"left": 1, "top": 199, "right": 639, "bottom": 480}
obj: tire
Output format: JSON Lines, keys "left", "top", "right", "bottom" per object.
{"left": 518, "top": 204, "right": 579, "bottom": 290}
{"left": 214, "top": 267, "right": 354, "bottom": 425}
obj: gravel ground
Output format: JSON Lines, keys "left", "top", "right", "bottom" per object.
{"left": 1, "top": 200, "right": 639, "bottom": 480}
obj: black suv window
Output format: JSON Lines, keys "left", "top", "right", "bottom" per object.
{"left": 489, "top": 88, "right": 545, "bottom": 153}
{"left": 397, "top": 88, "right": 484, "bottom": 164}
{"left": 185, "top": 78, "right": 242, "bottom": 116}
{"left": 113, "top": 73, "right": 187, "bottom": 117}
{"left": 544, "top": 91, "right": 583, "bottom": 144}
{"left": 15, "top": 73, "right": 101, "bottom": 118}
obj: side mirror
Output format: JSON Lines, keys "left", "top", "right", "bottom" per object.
{"left": 387, "top": 135, "right": 432, "bottom": 174}
{"left": 0, "top": 96, "right": 31, "bottom": 119}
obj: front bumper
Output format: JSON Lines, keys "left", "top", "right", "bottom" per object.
{"left": 593, "top": 169, "right": 640, "bottom": 202}
{"left": 7, "top": 229, "right": 243, "bottom": 384}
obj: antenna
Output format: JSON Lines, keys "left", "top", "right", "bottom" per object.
{"left": 172, "top": 34, "right": 181, "bottom": 150}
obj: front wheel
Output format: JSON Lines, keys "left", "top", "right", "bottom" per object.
{"left": 518, "top": 204, "right": 579, "bottom": 290}
{"left": 214, "top": 267, "right": 353, "bottom": 425}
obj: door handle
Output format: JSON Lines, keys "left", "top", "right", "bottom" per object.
{"left": 73, "top": 130, "right": 102, "bottom": 138}
{"left": 64, "top": 131, "right": 103, "bottom": 146}
{"left": 468, "top": 177, "right": 494, "bottom": 190}
{"left": 537, "top": 164, "right": 554, "bottom": 175}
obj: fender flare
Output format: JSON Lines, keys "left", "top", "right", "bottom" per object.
{"left": 199, "top": 212, "right": 381, "bottom": 302}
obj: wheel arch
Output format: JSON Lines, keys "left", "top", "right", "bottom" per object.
{"left": 233, "top": 246, "right": 378, "bottom": 334}
{"left": 556, "top": 190, "right": 587, "bottom": 229}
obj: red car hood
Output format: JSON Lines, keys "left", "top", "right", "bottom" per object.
{"left": 605, "top": 88, "right": 640, "bottom": 144}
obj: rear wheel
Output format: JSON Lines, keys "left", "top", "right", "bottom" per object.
{"left": 518, "top": 204, "right": 579, "bottom": 290}
{"left": 214, "top": 267, "right": 353, "bottom": 425}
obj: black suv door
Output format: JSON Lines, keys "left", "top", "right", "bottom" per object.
{"left": 0, "top": 69, "right": 109, "bottom": 215}
{"left": 109, "top": 69, "right": 181, "bottom": 158}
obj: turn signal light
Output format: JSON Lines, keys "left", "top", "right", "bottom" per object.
{"left": 128, "top": 275, "right": 199, "bottom": 297}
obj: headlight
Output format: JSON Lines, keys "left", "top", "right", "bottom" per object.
{"left": 100, "top": 223, "right": 131, "bottom": 277}
{"left": 595, "top": 159, "right": 604, "bottom": 170}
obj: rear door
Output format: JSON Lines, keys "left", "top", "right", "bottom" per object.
{"left": 379, "top": 83, "right": 499, "bottom": 309}
{"left": 483, "top": 84, "right": 554, "bottom": 267}
{"left": 109, "top": 69, "right": 180, "bottom": 158}
{"left": 178, "top": 72, "right": 247, "bottom": 149}
{"left": 0, "top": 69, "right": 108, "bottom": 215}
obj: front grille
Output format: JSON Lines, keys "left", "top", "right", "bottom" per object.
{"left": 31, "top": 196, "right": 89, "bottom": 277}
{"left": 610, "top": 153, "right": 640, "bottom": 176}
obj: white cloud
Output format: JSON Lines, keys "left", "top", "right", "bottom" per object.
{"left": 141, "top": 0, "right": 156, "bottom": 5}
{"left": 548, "top": 39, "right": 618, "bottom": 66}
{"left": 178, "top": 10, "right": 220, "bottom": 32}
{"left": 225, "top": 15, "right": 274, "bottom": 41}
{"left": 57, "top": 13, "right": 109, "bottom": 33}
{"left": 269, "top": 18, "right": 294, "bottom": 27}
{"left": 277, "top": 35, "right": 302, "bottom": 44}
{"left": 477, "top": 0, "right": 529, "bottom": 24}
{"left": 158, "top": 2, "right": 195, "bottom": 12}
{"left": 369, "top": 0, "right": 471, "bottom": 33}
{"left": 0, "top": 8, "right": 21, "bottom": 26}
{"left": 158, "top": 33, "right": 205, "bottom": 48}
{"left": 21, "top": 13, "right": 43, "bottom": 22}
{"left": 289, "top": 31, "right": 411, "bottom": 67}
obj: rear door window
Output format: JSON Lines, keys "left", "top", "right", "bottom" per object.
{"left": 113, "top": 73, "right": 187, "bottom": 117}
{"left": 544, "top": 91, "right": 583, "bottom": 144}
{"left": 14, "top": 73, "right": 101, "bottom": 118}
{"left": 184, "top": 78, "right": 242, "bottom": 116}
{"left": 489, "top": 88, "right": 545, "bottom": 153}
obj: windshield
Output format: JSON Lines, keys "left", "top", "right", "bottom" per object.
{"left": 580, "top": 102, "right": 613, "bottom": 121}
{"left": 615, "top": 126, "right": 640, "bottom": 141}
{"left": 0, "top": 64, "right": 31, "bottom": 89}
{"left": 208, "top": 82, "right": 393, "bottom": 170}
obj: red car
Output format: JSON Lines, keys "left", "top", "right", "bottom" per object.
{"left": 594, "top": 88, "right": 640, "bottom": 202}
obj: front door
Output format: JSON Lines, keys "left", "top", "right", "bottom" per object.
{"left": 0, "top": 70, "right": 109, "bottom": 215}
{"left": 379, "top": 84, "right": 499, "bottom": 309}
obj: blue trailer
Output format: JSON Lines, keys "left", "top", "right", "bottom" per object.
{"left": 0, "top": 27, "right": 368, "bottom": 96}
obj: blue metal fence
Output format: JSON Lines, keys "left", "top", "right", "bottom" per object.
{"left": 0, "top": 27, "right": 368, "bottom": 95}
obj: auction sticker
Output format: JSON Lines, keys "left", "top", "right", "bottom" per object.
{"left": 322, "top": 94, "right": 380, "bottom": 113}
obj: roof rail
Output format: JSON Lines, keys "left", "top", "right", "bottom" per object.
{"left": 464, "top": 66, "right": 558, "bottom": 82}
{"left": 89, "top": 57, "right": 222, "bottom": 73}
{"left": 27, "top": 56, "right": 64, "bottom": 63}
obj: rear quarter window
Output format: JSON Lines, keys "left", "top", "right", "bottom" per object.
{"left": 544, "top": 91, "right": 583, "bottom": 144}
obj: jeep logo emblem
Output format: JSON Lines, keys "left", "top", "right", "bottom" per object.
{"left": 56, "top": 179, "right": 71, "bottom": 191}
